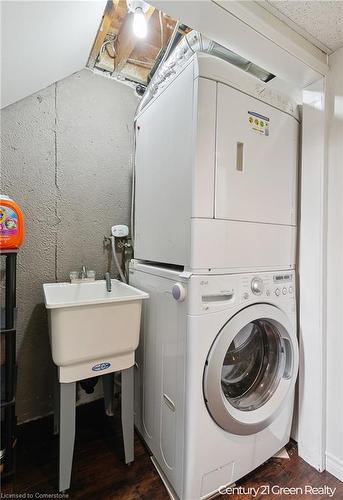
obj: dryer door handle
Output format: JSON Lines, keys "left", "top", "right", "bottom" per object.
{"left": 236, "top": 142, "right": 244, "bottom": 172}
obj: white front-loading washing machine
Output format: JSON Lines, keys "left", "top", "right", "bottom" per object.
{"left": 130, "top": 261, "right": 299, "bottom": 500}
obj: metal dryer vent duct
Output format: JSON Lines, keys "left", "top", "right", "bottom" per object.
{"left": 185, "top": 31, "right": 275, "bottom": 82}
{"left": 136, "top": 30, "right": 275, "bottom": 115}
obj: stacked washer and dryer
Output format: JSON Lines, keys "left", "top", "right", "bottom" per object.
{"left": 130, "top": 46, "right": 299, "bottom": 500}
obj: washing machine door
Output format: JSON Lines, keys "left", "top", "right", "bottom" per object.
{"left": 203, "top": 303, "right": 298, "bottom": 435}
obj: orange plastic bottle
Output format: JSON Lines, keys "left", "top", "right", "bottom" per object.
{"left": 0, "top": 195, "right": 24, "bottom": 249}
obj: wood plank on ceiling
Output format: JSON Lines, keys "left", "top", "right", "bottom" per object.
{"left": 88, "top": 0, "right": 121, "bottom": 68}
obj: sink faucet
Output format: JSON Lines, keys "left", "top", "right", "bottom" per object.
{"left": 105, "top": 272, "right": 112, "bottom": 292}
{"left": 80, "top": 265, "right": 87, "bottom": 279}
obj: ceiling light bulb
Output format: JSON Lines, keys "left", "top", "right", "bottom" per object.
{"left": 133, "top": 7, "right": 147, "bottom": 38}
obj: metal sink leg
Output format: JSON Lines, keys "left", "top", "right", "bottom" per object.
{"left": 121, "top": 366, "right": 134, "bottom": 464}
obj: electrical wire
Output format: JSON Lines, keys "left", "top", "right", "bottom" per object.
{"left": 100, "top": 36, "right": 117, "bottom": 58}
{"left": 105, "top": 44, "right": 115, "bottom": 59}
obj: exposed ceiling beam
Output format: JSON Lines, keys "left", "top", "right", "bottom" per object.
{"left": 88, "top": 0, "right": 120, "bottom": 69}
{"left": 114, "top": 6, "right": 155, "bottom": 74}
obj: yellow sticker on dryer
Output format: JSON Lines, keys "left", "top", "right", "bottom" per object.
{"left": 248, "top": 111, "right": 270, "bottom": 136}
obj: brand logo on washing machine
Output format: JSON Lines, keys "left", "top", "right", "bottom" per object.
{"left": 92, "top": 362, "right": 111, "bottom": 372}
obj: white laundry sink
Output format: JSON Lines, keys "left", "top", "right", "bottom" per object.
{"left": 43, "top": 279, "right": 148, "bottom": 383}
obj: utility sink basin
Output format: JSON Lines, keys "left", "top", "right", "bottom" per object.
{"left": 43, "top": 280, "right": 148, "bottom": 383}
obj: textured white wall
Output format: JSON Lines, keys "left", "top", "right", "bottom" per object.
{"left": 326, "top": 46, "right": 343, "bottom": 481}
{"left": 1, "top": 69, "right": 138, "bottom": 423}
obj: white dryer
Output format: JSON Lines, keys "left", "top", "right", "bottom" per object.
{"left": 130, "top": 261, "right": 299, "bottom": 500}
{"left": 133, "top": 52, "right": 299, "bottom": 273}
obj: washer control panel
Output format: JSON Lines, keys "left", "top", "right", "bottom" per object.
{"left": 272, "top": 273, "right": 293, "bottom": 297}
{"left": 241, "top": 272, "right": 294, "bottom": 302}
{"left": 190, "top": 270, "right": 295, "bottom": 314}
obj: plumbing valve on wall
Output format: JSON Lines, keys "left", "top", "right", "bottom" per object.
{"left": 104, "top": 224, "right": 133, "bottom": 283}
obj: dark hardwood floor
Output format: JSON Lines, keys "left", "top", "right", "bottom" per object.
{"left": 2, "top": 400, "right": 342, "bottom": 499}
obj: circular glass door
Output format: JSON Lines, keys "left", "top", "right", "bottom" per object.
{"left": 203, "top": 304, "right": 298, "bottom": 435}
{"left": 221, "top": 319, "right": 283, "bottom": 412}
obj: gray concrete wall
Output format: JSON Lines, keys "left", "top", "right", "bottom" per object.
{"left": 1, "top": 69, "right": 138, "bottom": 423}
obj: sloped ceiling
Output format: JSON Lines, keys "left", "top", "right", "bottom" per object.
{"left": 259, "top": 0, "right": 343, "bottom": 54}
{"left": 1, "top": 1, "right": 107, "bottom": 109}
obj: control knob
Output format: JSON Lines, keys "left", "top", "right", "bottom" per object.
{"left": 251, "top": 277, "right": 264, "bottom": 295}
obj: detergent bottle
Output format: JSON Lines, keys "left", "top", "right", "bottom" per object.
{"left": 0, "top": 195, "right": 24, "bottom": 249}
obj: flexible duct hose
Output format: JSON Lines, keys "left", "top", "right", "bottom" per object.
{"left": 110, "top": 235, "right": 127, "bottom": 283}
{"left": 136, "top": 31, "right": 275, "bottom": 116}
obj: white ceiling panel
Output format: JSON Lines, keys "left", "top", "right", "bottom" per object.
{"left": 259, "top": 0, "right": 343, "bottom": 54}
